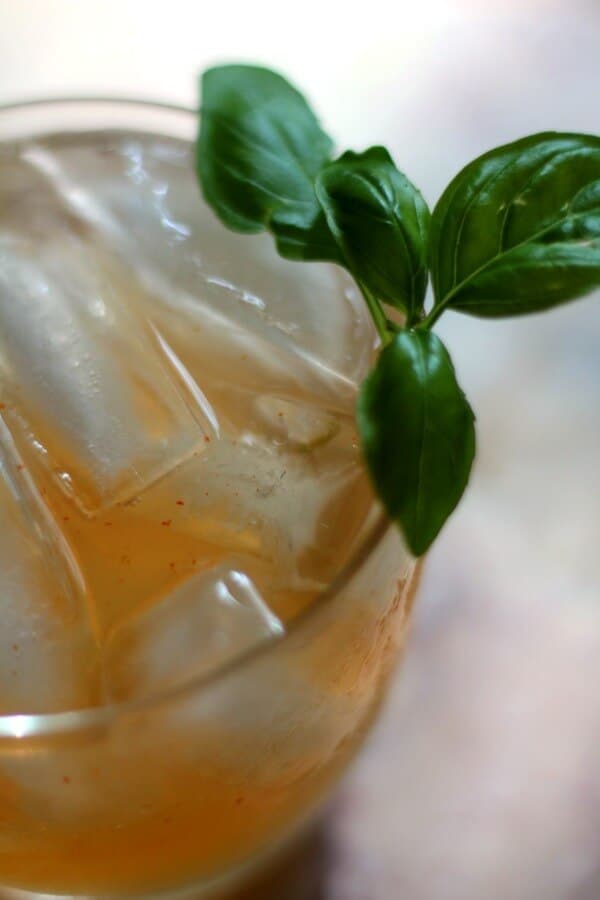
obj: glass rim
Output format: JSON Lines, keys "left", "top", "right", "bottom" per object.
{"left": 0, "top": 96, "right": 398, "bottom": 742}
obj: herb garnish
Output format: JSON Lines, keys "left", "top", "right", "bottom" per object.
{"left": 197, "top": 64, "right": 600, "bottom": 555}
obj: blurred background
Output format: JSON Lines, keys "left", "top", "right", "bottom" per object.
{"left": 1, "top": 1, "right": 599, "bottom": 897}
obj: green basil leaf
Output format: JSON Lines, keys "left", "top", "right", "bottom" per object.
{"left": 430, "top": 132, "right": 600, "bottom": 317}
{"left": 316, "top": 147, "right": 430, "bottom": 320}
{"left": 358, "top": 331, "right": 475, "bottom": 555}
{"left": 197, "top": 64, "right": 341, "bottom": 263}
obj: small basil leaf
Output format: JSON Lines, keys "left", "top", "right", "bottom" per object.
{"left": 358, "top": 331, "right": 475, "bottom": 555}
{"left": 197, "top": 64, "right": 341, "bottom": 263}
{"left": 316, "top": 147, "right": 430, "bottom": 320}
{"left": 430, "top": 132, "right": 600, "bottom": 317}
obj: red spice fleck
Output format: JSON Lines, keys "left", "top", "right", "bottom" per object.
{"left": 104, "top": 521, "right": 113, "bottom": 527}
{"left": 16, "top": 464, "right": 25, "bottom": 472}
{"left": 161, "top": 519, "right": 172, "bottom": 527}
{"left": 175, "top": 500, "right": 185, "bottom": 506}
{"left": 11, "top": 644, "right": 19, "bottom": 653}
{"left": 191, "top": 558, "right": 197, "bottom": 565}
{"left": 0, "top": 403, "right": 5, "bottom": 410}
{"left": 62, "top": 516, "right": 70, "bottom": 522}
{"left": 204, "top": 435, "right": 211, "bottom": 443}
{"left": 204, "top": 491, "right": 209, "bottom": 497}
{"left": 62, "top": 776, "right": 71, "bottom": 785}
{"left": 120, "top": 555, "right": 131, "bottom": 565}
{"left": 169, "top": 561, "right": 176, "bottom": 570}
{"left": 235, "top": 796, "right": 244, "bottom": 806}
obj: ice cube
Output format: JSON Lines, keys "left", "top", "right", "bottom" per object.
{"left": 125, "top": 426, "right": 365, "bottom": 587}
{"left": 0, "top": 157, "right": 210, "bottom": 514}
{"left": 23, "top": 136, "right": 375, "bottom": 412}
{"left": 103, "top": 562, "right": 284, "bottom": 702}
{"left": 0, "top": 419, "right": 97, "bottom": 713}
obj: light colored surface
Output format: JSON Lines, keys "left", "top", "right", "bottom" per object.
{"left": 1, "top": 2, "right": 600, "bottom": 897}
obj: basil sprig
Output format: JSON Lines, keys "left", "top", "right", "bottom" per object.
{"left": 197, "top": 64, "right": 600, "bottom": 556}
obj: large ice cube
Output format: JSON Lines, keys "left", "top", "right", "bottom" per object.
{"left": 0, "top": 157, "right": 210, "bottom": 514}
{"left": 124, "top": 422, "right": 368, "bottom": 593}
{"left": 103, "top": 561, "right": 284, "bottom": 702}
{"left": 0, "top": 419, "right": 97, "bottom": 713}
{"left": 23, "top": 136, "right": 375, "bottom": 413}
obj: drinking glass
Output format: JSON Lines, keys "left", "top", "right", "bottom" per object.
{"left": 0, "top": 99, "right": 419, "bottom": 899}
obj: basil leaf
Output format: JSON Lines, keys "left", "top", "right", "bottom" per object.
{"left": 316, "top": 147, "right": 430, "bottom": 321}
{"left": 430, "top": 132, "right": 600, "bottom": 317}
{"left": 197, "top": 64, "right": 341, "bottom": 263}
{"left": 358, "top": 331, "right": 475, "bottom": 555}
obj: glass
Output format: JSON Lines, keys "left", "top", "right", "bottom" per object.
{"left": 0, "top": 99, "right": 418, "bottom": 899}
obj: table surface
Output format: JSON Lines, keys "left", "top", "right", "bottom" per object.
{"left": 1, "top": 3, "right": 600, "bottom": 898}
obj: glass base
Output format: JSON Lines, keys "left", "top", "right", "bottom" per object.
{"left": 0, "top": 812, "right": 331, "bottom": 900}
